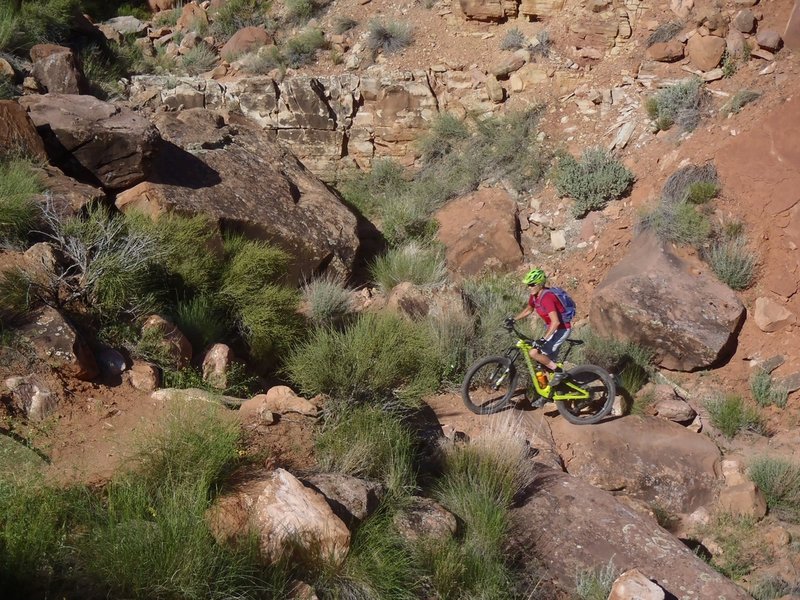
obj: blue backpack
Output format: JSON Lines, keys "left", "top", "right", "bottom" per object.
{"left": 542, "top": 287, "right": 577, "bottom": 323}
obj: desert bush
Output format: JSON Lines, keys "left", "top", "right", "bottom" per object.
{"left": 417, "top": 112, "right": 470, "bottom": 165}
{"left": 426, "top": 307, "right": 478, "bottom": 387}
{"left": 301, "top": 272, "right": 353, "bottom": 328}
{"left": 706, "top": 235, "right": 757, "bottom": 290}
{"left": 283, "top": 28, "right": 326, "bottom": 68}
{"left": 0, "top": 157, "right": 42, "bottom": 249}
{"left": 575, "top": 561, "right": 618, "bottom": 600}
{"left": 333, "top": 16, "right": 357, "bottom": 34}
{"left": 640, "top": 201, "right": 712, "bottom": 248}
{"left": 238, "top": 46, "right": 282, "bottom": 74}
{"left": 552, "top": 148, "right": 633, "bottom": 217}
{"left": 315, "top": 405, "right": 417, "bottom": 492}
{"left": 500, "top": 27, "right": 526, "bottom": 51}
{"left": 0, "top": 75, "right": 19, "bottom": 99}
{"left": 645, "top": 78, "right": 704, "bottom": 132}
{"left": 173, "top": 294, "right": 230, "bottom": 352}
{"left": 181, "top": 43, "right": 218, "bottom": 75}
{"left": 366, "top": 20, "right": 413, "bottom": 56}
{"left": 285, "top": 0, "right": 319, "bottom": 23}
{"left": 748, "top": 456, "right": 800, "bottom": 522}
{"left": 0, "top": 0, "right": 78, "bottom": 54}
{"left": 646, "top": 21, "right": 682, "bottom": 46}
{"left": 530, "top": 29, "right": 551, "bottom": 56}
{"left": 723, "top": 90, "right": 761, "bottom": 115}
{"left": 705, "top": 394, "right": 765, "bottom": 438}
{"left": 462, "top": 272, "right": 527, "bottom": 357}
{"left": 236, "top": 284, "right": 302, "bottom": 364}
{"left": 572, "top": 327, "right": 653, "bottom": 386}
{"left": 750, "top": 368, "right": 788, "bottom": 408}
{"left": 220, "top": 236, "right": 290, "bottom": 308}
{"left": 662, "top": 163, "right": 718, "bottom": 205}
{"left": 210, "top": 0, "right": 270, "bottom": 40}
{"left": 686, "top": 181, "right": 718, "bottom": 204}
{"left": 369, "top": 241, "right": 447, "bottom": 293}
{"left": 339, "top": 159, "right": 409, "bottom": 218}
{"left": 750, "top": 575, "right": 799, "bottom": 600}
{"left": 286, "top": 311, "right": 440, "bottom": 407}
{"left": 0, "top": 268, "right": 32, "bottom": 326}
{"left": 721, "top": 51, "right": 738, "bottom": 78}
{"left": 704, "top": 513, "right": 761, "bottom": 580}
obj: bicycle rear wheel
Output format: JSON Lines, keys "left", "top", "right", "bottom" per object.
{"left": 555, "top": 364, "right": 615, "bottom": 425}
{"left": 461, "top": 356, "right": 519, "bottom": 415}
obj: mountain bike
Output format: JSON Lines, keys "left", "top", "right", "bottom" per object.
{"left": 461, "top": 321, "right": 616, "bottom": 425}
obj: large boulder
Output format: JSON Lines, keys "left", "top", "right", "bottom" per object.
{"left": 549, "top": 415, "right": 721, "bottom": 514}
{"left": 115, "top": 109, "right": 359, "bottom": 281}
{"left": 0, "top": 100, "right": 47, "bottom": 159}
{"left": 589, "top": 231, "right": 745, "bottom": 371}
{"left": 19, "top": 94, "right": 159, "bottom": 190}
{"left": 220, "top": 26, "right": 272, "bottom": 61}
{"left": 29, "top": 44, "right": 86, "bottom": 95}
{"left": 510, "top": 467, "right": 751, "bottom": 599}
{"left": 435, "top": 188, "right": 523, "bottom": 278}
{"left": 686, "top": 34, "right": 726, "bottom": 71}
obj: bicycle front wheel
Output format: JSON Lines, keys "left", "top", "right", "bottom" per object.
{"left": 461, "top": 356, "right": 519, "bottom": 415}
{"left": 555, "top": 364, "right": 616, "bottom": 425}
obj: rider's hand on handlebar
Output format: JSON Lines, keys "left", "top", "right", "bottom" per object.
{"left": 503, "top": 316, "right": 516, "bottom": 329}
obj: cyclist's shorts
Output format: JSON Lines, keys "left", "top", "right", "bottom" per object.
{"left": 541, "top": 328, "right": 570, "bottom": 360}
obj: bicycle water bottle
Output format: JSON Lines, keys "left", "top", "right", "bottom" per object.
{"left": 535, "top": 370, "right": 548, "bottom": 387}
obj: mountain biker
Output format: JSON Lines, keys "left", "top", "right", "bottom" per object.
{"left": 509, "top": 268, "right": 570, "bottom": 386}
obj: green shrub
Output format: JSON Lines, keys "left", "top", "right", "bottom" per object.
{"left": 286, "top": 311, "right": 440, "bottom": 407}
{"left": 153, "top": 7, "right": 180, "bottom": 27}
{"left": 721, "top": 51, "right": 738, "bottom": 78}
{"left": 369, "top": 241, "right": 447, "bottom": 293}
{"left": 575, "top": 561, "right": 618, "bottom": 600}
{"left": 339, "top": 159, "right": 409, "bottom": 218}
{"left": 333, "top": 16, "right": 357, "bottom": 35}
{"left": 705, "top": 394, "right": 765, "bottom": 438}
{"left": 0, "top": 75, "right": 19, "bottom": 99}
{"left": 181, "top": 43, "right": 218, "bottom": 75}
{"left": 239, "top": 47, "right": 282, "bottom": 74}
{"left": 750, "top": 368, "right": 788, "bottom": 408}
{"left": 220, "top": 237, "right": 290, "bottom": 308}
{"left": 283, "top": 28, "right": 326, "bottom": 68}
{"left": 748, "top": 456, "right": 800, "bottom": 522}
{"left": 500, "top": 27, "right": 526, "bottom": 51}
{"left": 0, "top": 268, "right": 32, "bottom": 326}
{"left": 209, "top": 0, "right": 270, "bottom": 40}
{"left": 302, "top": 272, "right": 353, "bottom": 328}
{"left": 366, "top": 20, "right": 413, "bottom": 56}
{"left": 425, "top": 307, "right": 477, "bottom": 387}
{"left": 706, "top": 235, "right": 757, "bottom": 290}
{"left": 417, "top": 112, "right": 470, "bottom": 165}
{"left": 640, "top": 201, "right": 712, "bottom": 248}
{"left": 662, "top": 163, "right": 718, "bottom": 205}
{"left": 237, "top": 284, "right": 301, "bottom": 364}
{"left": 723, "top": 90, "right": 761, "bottom": 115}
{"left": 686, "top": 181, "right": 718, "bottom": 204}
{"left": 316, "top": 405, "right": 417, "bottom": 492}
{"left": 462, "top": 272, "right": 527, "bottom": 357}
{"left": 173, "top": 294, "right": 231, "bottom": 352}
{"left": 646, "top": 21, "right": 682, "bottom": 46}
{"left": 0, "top": 0, "right": 79, "bottom": 54}
{"left": 553, "top": 148, "right": 633, "bottom": 217}
{"left": 285, "top": 0, "right": 318, "bottom": 23}
{"left": 530, "top": 29, "right": 551, "bottom": 56}
{"left": 750, "top": 575, "right": 798, "bottom": 600}
{"left": 0, "top": 158, "right": 42, "bottom": 248}
{"left": 646, "top": 78, "right": 704, "bottom": 132}
{"left": 704, "top": 513, "right": 760, "bottom": 580}
{"left": 570, "top": 328, "right": 653, "bottom": 394}
{"left": 0, "top": 3, "right": 17, "bottom": 52}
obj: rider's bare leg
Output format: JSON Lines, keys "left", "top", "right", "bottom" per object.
{"left": 529, "top": 348, "right": 558, "bottom": 371}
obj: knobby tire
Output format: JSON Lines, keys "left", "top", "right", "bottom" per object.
{"left": 555, "top": 364, "right": 616, "bottom": 425}
{"left": 461, "top": 356, "right": 519, "bottom": 415}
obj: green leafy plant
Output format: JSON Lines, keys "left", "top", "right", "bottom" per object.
{"left": 236, "top": 284, "right": 302, "bottom": 365}
{"left": 500, "top": 27, "right": 526, "bottom": 51}
{"left": 750, "top": 368, "right": 788, "bottom": 408}
{"left": 369, "top": 241, "right": 447, "bottom": 293}
{"left": 646, "top": 78, "right": 704, "bottom": 132}
{"left": 705, "top": 394, "right": 765, "bottom": 438}
{"left": 0, "top": 157, "right": 42, "bottom": 248}
{"left": 0, "top": 0, "right": 79, "bottom": 54}
{"left": 286, "top": 311, "right": 440, "bottom": 408}
{"left": 748, "top": 456, "right": 800, "bottom": 522}
{"left": 706, "top": 235, "right": 757, "bottom": 290}
{"left": 366, "top": 20, "right": 413, "bottom": 56}
{"left": 553, "top": 148, "right": 633, "bottom": 217}
{"left": 220, "top": 237, "right": 289, "bottom": 308}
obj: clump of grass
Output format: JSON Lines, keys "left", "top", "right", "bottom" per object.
{"left": 173, "top": 294, "right": 230, "bottom": 353}
{"left": 285, "top": 311, "right": 440, "bottom": 408}
{"left": 425, "top": 307, "right": 477, "bottom": 387}
{"left": 153, "top": 7, "right": 181, "bottom": 27}
{"left": 748, "top": 456, "right": 800, "bottom": 522}
{"left": 686, "top": 181, "right": 718, "bottom": 204}
{"left": 366, "top": 20, "right": 413, "bottom": 56}
{"left": 0, "top": 0, "right": 78, "bottom": 54}
{"left": 640, "top": 200, "right": 712, "bottom": 248}
{"left": 721, "top": 51, "right": 738, "bottom": 78}
{"left": 703, "top": 513, "right": 761, "bottom": 580}
{"left": 220, "top": 236, "right": 289, "bottom": 306}
{"left": 282, "top": 28, "right": 326, "bottom": 68}
{"left": 0, "top": 268, "right": 33, "bottom": 326}
{"left": 339, "top": 159, "right": 409, "bottom": 218}
{"left": 706, "top": 235, "right": 757, "bottom": 290}
{"left": 462, "top": 272, "right": 527, "bottom": 357}
{"left": 646, "top": 21, "right": 682, "bottom": 47}
{"left": 301, "top": 272, "right": 353, "bottom": 328}
{"left": 209, "top": 0, "right": 270, "bottom": 41}
{"left": 750, "top": 368, "right": 788, "bottom": 408}
{"left": 236, "top": 284, "right": 302, "bottom": 364}
{"left": 662, "top": 163, "right": 718, "bottom": 205}
{"left": 285, "top": 0, "right": 318, "bottom": 23}
{"left": 575, "top": 560, "right": 618, "bottom": 600}
{"left": 500, "top": 27, "right": 526, "bottom": 51}
{"left": 552, "top": 147, "right": 633, "bottom": 217}
{"left": 723, "top": 90, "right": 761, "bottom": 115}
{"left": 315, "top": 405, "right": 417, "bottom": 493}
{"left": 530, "top": 29, "right": 551, "bottom": 56}
{"left": 238, "top": 47, "right": 282, "bottom": 74}
{"left": 572, "top": 327, "right": 653, "bottom": 396}
{"left": 645, "top": 78, "right": 704, "bottom": 132}
{"left": 369, "top": 241, "right": 447, "bottom": 293}
{"left": 750, "top": 575, "right": 799, "bottom": 600}
{"left": 0, "top": 75, "right": 20, "bottom": 99}
{"left": 333, "top": 16, "right": 358, "bottom": 35}
{"left": 705, "top": 394, "right": 765, "bottom": 438}
{"left": 417, "top": 112, "right": 470, "bottom": 165}
{"left": 0, "top": 157, "right": 42, "bottom": 249}
{"left": 181, "top": 43, "right": 218, "bottom": 75}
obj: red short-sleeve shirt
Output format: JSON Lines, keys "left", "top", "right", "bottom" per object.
{"left": 528, "top": 289, "right": 571, "bottom": 329}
